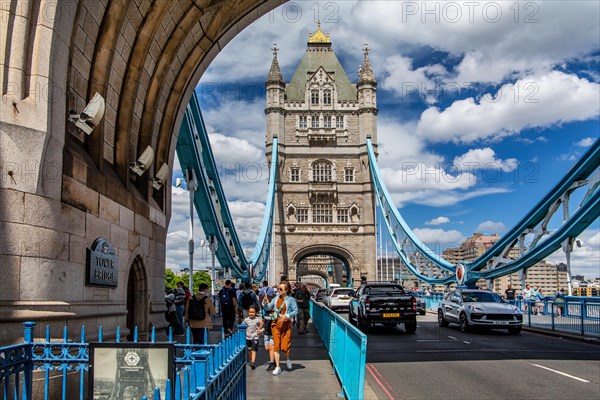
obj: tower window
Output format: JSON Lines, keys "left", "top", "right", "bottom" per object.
{"left": 313, "top": 161, "right": 332, "bottom": 182}
{"left": 313, "top": 204, "right": 333, "bottom": 223}
{"left": 323, "top": 90, "right": 332, "bottom": 105}
{"left": 336, "top": 116, "right": 344, "bottom": 129}
{"left": 297, "top": 208, "right": 309, "bottom": 223}
{"left": 311, "top": 115, "right": 319, "bottom": 128}
{"left": 337, "top": 208, "right": 349, "bottom": 223}
{"left": 344, "top": 168, "right": 354, "bottom": 182}
{"left": 324, "top": 116, "right": 332, "bottom": 128}
{"left": 311, "top": 90, "right": 319, "bottom": 105}
{"left": 298, "top": 116, "right": 307, "bottom": 129}
{"left": 290, "top": 167, "right": 300, "bottom": 182}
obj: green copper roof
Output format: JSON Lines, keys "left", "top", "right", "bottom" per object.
{"left": 286, "top": 48, "right": 357, "bottom": 102}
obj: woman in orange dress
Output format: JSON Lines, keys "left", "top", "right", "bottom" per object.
{"left": 263, "top": 281, "right": 298, "bottom": 375}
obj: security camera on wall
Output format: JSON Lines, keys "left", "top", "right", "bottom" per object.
{"left": 151, "top": 163, "right": 169, "bottom": 190}
{"left": 68, "top": 92, "right": 105, "bottom": 135}
{"left": 129, "top": 145, "right": 154, "bottom": 176}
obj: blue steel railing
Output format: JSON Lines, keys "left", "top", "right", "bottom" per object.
{"left": 310, "top": 299, "right": 367, "bottom": 400}
{"left": 509, "top": 296, "right": 600, "bottom": 337}
{"left": 0, "top": 322, "right": 247, "bottom": 400}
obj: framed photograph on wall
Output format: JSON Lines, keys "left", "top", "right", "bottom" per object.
{"left": 88, "top": 342, "right": 174, "bottom": 400}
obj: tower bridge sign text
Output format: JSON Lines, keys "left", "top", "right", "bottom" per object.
{"left": 86, "top": 238, "right": 119, "bottom": 288}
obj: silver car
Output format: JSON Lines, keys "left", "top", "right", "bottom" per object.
{"left": 438, "top": 289, "right": 523, "bottom": 334}
{"left": 406, "top": 291, "right": 427, "bottom": 315}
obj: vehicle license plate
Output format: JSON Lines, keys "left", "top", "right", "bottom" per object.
{"left": 383, "top": 313, "right": 400, "bottom": 318}
{"left": 493, "top": 321, "right": 509, "bottom": 325}
{"left": 340, "top": 297, "right": 350, "bottom": 300}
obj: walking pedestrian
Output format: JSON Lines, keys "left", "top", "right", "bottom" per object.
{"left": 242, "top": 305, "right": 263, "bottom": 370}
{"left": 173, "top": 282, "right": 187, "bottom": 335}
{"left": 554, "top": 288, "right": 565, "bottom": 317}
{"left": 263, "top": 281, "right": 298, "bottom": 375}
{"left": 505, "top": 284, "right": 516, "bottom": 301}
{"left": 185, "top": 283, "right": 216, "bottom": 344}
{"left": 261, "top": 291, "right": 276, "bottom": 371}
{"left": 164, "top": 289, "right": 180, "bottom": 335}
{"left": 522, "top": 283, "right": 532, "bottom": 313}
{"left": 238, "top": 282, "right": 260, "bottom": 320}
{"left": 218, "top": 280, "right": 238, "bottom": 335}
{"left": 294, "top": 283, "right": 312, "bottom": 334}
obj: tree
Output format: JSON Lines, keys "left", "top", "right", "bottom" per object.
{"left": 165, "top": 269, "right": 212, "bottom": 293}
{"left": 165, "top": 269, "right": 179, "bottom": 290}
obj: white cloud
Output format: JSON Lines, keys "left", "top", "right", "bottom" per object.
{"left": 413, "top": 228, "right": 466, "bottom": 250}
{"left": 208, "top": 133, "right": 263, "bottom": 166}
{"left": 380, "top": 55, "right": 447, "bottom": 103}
{"left": 417, "top": 71, "right": 600, "bottom": 143}
{"left": 475, "top": 220, "right": 507, "bottom": 234}
{"left": 426, "top": 216, "right": 450, "bottom": 225}
{"left": 454, "top": 148, "right": 518, "bottom": 172}
{"left": 576, "top": 137, "right": 596, "bottom": 147}
{"left": 546, "top": 228, "right": 600, "bottom": 279}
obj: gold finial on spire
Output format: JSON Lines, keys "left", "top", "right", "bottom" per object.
{"left": 272, "top": 42, "right": 279, "bottom": 57}
{"left": 363, "top": 42, "right": 370, "bottom": 57}
{"left": 308, "top": 20, "right": 331, "bottom": 44}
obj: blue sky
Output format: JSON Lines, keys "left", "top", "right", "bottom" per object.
{"left": 167, "top": 1, "right": 600, "bottom": 280}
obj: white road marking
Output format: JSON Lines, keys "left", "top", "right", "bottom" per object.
{"left": 531, "top": 364, "right": 590, "bottom": 383}
{"left": 463, "top": 341, "right": 471, "bottom": 344}
{"left": 448, "top": 336, "right": 457, "bottom": 340}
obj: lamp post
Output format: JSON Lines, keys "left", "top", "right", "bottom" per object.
{"left": 187, "top": 171, "right": 197, "bottom": 292}
{"left": 209, "top": 236, "right": 218, "bottom": 295}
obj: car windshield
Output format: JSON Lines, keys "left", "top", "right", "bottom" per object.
{"left": 462, "top": 292, "right": 503, "bottom": 303}
{"left": 334, "top": 289, "right": 353, "bottom": 296}
{"left": 365, "top": 286, "right": 404, "bottom": 295}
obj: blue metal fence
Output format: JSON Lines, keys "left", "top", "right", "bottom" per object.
{"left": 511, "top": 296, "right": 600, "bottom": 337}
{"left": 310, "top": 299, "right": 367, "bottom": 400}
{"left": 0, "top": 322, "right": 247, "bottom": 400}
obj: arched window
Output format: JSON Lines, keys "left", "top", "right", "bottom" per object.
{"left": 312, "top": 160, "right": 332, "bottom": 182}
{"left": 323, "top": 90, "right": 332, "bottom": 105}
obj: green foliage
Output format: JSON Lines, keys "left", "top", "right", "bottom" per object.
{"left": 164, "top": 269, "right": 212, "bottom": 293}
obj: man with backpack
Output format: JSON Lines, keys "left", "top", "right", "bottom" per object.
{"left": 238, "top": 281, "right": 259, "bottom": 320}
{"left": 218, "top": 280, "right": 238, "bottom": 335}
{"left": 185, "top": 283, "right": 216, "bottom": 344}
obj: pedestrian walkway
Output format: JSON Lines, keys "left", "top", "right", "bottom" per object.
{"left": 161, "top": 319, "right": 345, "bottom": 399}
{"left": 245, "top": 321, "right": 343, "bottom": 400}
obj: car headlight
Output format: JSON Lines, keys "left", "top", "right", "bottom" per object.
{"left": 468, "top": 305, "right": 483, "bottom": 312}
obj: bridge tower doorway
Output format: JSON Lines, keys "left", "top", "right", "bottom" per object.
{"left": 266, "top": 25, "right": 378, "bottom": 286}
{"left": 126, "top": 256, "right": 149, "bottom": 341}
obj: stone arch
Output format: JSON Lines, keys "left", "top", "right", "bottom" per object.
{"left": 292, "top": 244, "right": 356, "bottom": 286}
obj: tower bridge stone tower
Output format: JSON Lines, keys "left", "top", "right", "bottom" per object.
{"left": 265, "top": 25, "right": 378, "bottom": 286}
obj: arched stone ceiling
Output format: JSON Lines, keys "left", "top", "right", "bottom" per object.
{"left": 64, "top": 0, "right": 283, "bottom": 215}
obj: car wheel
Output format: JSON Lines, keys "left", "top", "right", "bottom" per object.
{"left": 459, "top": 313, "right": 470, "bottom": 333}
{"left": 438, "top": 310, "right": 449, "bottom": 327}
{"left": 420, "top": 310, "right": 426, "bottom": 316}
{"left": 357, "top": 313, "right": 370, "bottom": 332}
{"left": 404, "top": 319, "right": 417, "bottom": 334}
{"left": 348, "top": 308, "right": 356, "bottom": 325}
{"left": 507, "top": 326, "right": 522, "bottom": 335}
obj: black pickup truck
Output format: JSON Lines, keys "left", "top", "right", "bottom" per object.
{"left": 348, "top": 282, "right": 417, "bottom": 333}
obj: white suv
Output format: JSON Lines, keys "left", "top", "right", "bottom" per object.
{"left": 325, "top": 287, "right": 355, "bottom": 311}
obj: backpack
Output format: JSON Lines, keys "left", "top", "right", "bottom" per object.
{"left": 188, "top": 295, "right": 206, "bottom": 320}
{"left": 241, "top": 291, "right": 254, "bottom": 310}
{"left": 219, "top": 288, "right": 232, "bottom": 307}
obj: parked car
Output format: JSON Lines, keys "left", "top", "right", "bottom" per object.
{"left": 437, "top": 289, "right": 523, "bottom": 334}
{"left": 315, "top": 288, "right": 328, "bottom": 302}
{"left": 348, "top": 282, "right": 417, "bottom": 333}
{"left": 406, "top": 291, "right": 427, "bottom": 315}
{"left": 324, "top": 287, "right": 354, "bottom": 311}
